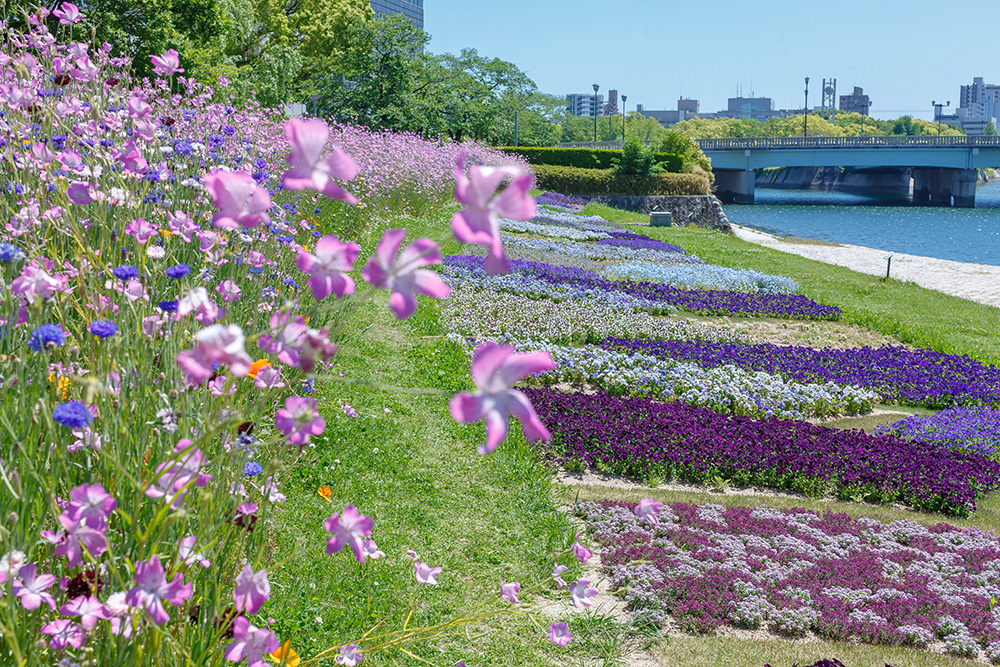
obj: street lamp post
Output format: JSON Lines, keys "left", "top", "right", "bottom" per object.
{"left": 932, "top": 100, "right": 950, "bottom": 136}
{"left": 803, "top": 77, "right": 809, "bottom": 138}
{"left": 621, "top": 94, "right": 627, "bottom": 145}
{"left": 592, "top": 83, "right": 599, "bottom": 145}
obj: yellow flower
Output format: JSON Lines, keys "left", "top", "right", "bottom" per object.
{"left": 317, "top": 485, "right": 332, "bottom": 502}
{"left": 269, "top": 641, "right": 301, "bottom": 667}
{"left": 247, "top": 358, "right": 270, "bottom": 378}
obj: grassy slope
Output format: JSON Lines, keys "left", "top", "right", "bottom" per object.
{"left": 264, "top": 208, "right": 620, "bottom": 666}
{"left": 583, "top": 202, "right": 1000, "bottom": 366}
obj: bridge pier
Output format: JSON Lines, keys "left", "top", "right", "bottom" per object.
{"left": 714, "top": 169, "right": 755, "bottom": 205}
{"left": 911, "top": 168, "right": 978, "bottom": 208}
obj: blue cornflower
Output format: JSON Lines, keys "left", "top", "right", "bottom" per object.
{"left": 283, "top": 277, "right": 301, "bottom": 289}
{"left": 207, "top": 133, "right": 224, "bottom": 148}
{"left": 314, "top": 208, "right": 322, "bottom": 214}
{"left": 145, "top": 169, "right": 161, "bottom": 182}
{"left": 0, "top": 242, "right": 25, "bottom": 263}
{"left": 222, "top": 124, "right": 236, "bottom": 135}
{"left": 52, "top": 401, "right": 91, "bottom": 428}
{"left": 165, "top": 264, "right": 190, "bottom": 279}
{"left": 28, "top": 324, "right": 66, "bottom": 352}
{"left": 312, "top": 231, "right": 321, "bottom": 238}
{"left": 173, "top": 139, "right": 193, "bottom": 156}
{"left": 276, "top": 234, "right": 294, "bottom": 244}
{"left": 112, "top": 264, "right": 139, "bottom": 280}
{"left": 302, "top": 378, "right": 316, "bottom": 393}
{"left": 88, "top": 320, "right": 118, "bottom": 338}
{"left": 158, "top": 300, "right": 179, "bottom": 312}
{"left": 243, "top": 461, "right": 264, "bottom": 477}
{"left": 51, "top": 134, "right": 67, "bottom": 150}
{"left": 252, "top": 171, "right": 268, "bottom": 184}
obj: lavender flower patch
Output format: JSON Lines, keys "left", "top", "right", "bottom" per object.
{"left": 578, "top": 500, "right": 1000, "bottom": 657}
{"left": 876, "top": 407, "right": 1000, "bottom": 459}
{"left": 531, "top": 208, "right": 619, "bottom": 232}
{"left": 603, "top": 338, "right": 1000, "bottom": 408}
{"left": 602, "top": 261, "right": 800, "bottom": 294}
{"left": 524, "top": 386, "right": 1000, "bottom": 515}
{"left": 500, "top": 236, "right": 705, "bottom": 266}
{"left": 442, "top": 288, "right": 741, "bottom": 346}
{"left": 444, "top": 256, "right": 842, "bottom": 320}
{"left": 596, "top": 237, "right": 687, "bottom": 253}
{"left": 499, "top": 218, "right": 610, "bottom": 241}
{"left": 537, "top": 192, "right": 590, "bottom": 209}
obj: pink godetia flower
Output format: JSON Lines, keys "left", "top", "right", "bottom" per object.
{"left": 149, "top": 48, "right": 184, "bottom": 77}
{"left": 217, "top": 279, "right": 242, "bottom": 302}
{"left": 61, "top": 595, "right": 112, "bottom": 631}
{"left": 336, "top": 642, "right": 363, "bottom": 666}
{"left": 569, "top": 579, "right": 599, "bottom": 609}
{"left": 203, "top": 169, "right": 271, "bottom": 229}
{"left": 177, "top": 287, "right": 222, "bottom": 325}
{"left": 297, "top": 326, "right": 338, "bottom": 374}
{"left": 123, "top": 279, "right": 149, "bottom": 302}
{"left": 68, "top": 56, "right": 99, "bottom": 83}
{"left": 342, "top": 401, "right": 357, "bottom": 418}
{"left": 499, "top": 581, "right": 521, "bottom": 604}
{"left": 209, "top": 375, "right": 234, "bottom": 396}
{"left": 259, "top": 310, "right": 307, "bottom": 367}
{"left": 124, "top": 217, "right": 155, "bottom": 244}
{"left": 53, "top": 511, "right": 108, "bottom": 569}
{"left": 635, "top": 498, "right": 663, "bottom": 527}
{"left": 167, "top": 210, "right": 199, "bottom": 242}
{"left": 253, "top": 365, "right": 284, "bottom": 389}
{"left": 67, "top": 483, "right": 117, "bottom": 529}
{"left": 145, "top": 439, "right": 213, "bottom": 509}
{"left": 361, "top": 539, "right": 384, "bottom": 560}
{"left": 176, "top": 324, "right": 253, "bottom": 385}
{"left": 282, "top": 117, "right": 358, "bottom": 203}
{"left": 451, "top": 154, "right": 535, "bottom": 275}
{"left": 53, "top": 2, "right": 82, "bottom": 24}
{"left": 70, "top": 426, "right": 102, "bottom": 453}
{"left": 178, "top": 536, "right": 211, "bottom": 568}
{"left": 40, "top": 619, "right": 86, "bottom": 651}
{"left": 448, "top": 342, "right": 556, "bottom": 455}
{"left": 361, "top": 229, "right": 450, "bottom": 319}
{"left": 233, "top": 564, "right": 270, "bottom": 615}
{"left": 296, "top": 234, "right": 359, "bottom": 301}
{"left": 11, "top": 262, "right": 61, "bottom": 303}
{"left": 323, "top": 505, "right": 373, "bottom": 563}
{"left": 114, "top": 139, "right": 148, "bottom": 175}
{"left": 66, "top": 180, "right": 95, "bottom": 205}
{"left": 224, "top": 616, "right": 279, "bottom": 667}
{"left": 414, "top": 561, "right": 442, "bottom": 585}
{"left": 126, "top": 555, "right": 192, "bottom": 625}
{"left": 12, "top": 563, "right": 58, "bottom": 610}
{"left": 274, "top": 396, "right": 325, "bottom": 447}
{"left": 552, "top": 564, "right": 568, "bottom": 588}
{"left": 126, "top": 96, "right": 152, "bottom": 119}
{"left": 263, "top": 477, "right": 286, "bottom": 504}
{"left": 547, "top": 622, "right": 572, "bottom": 647}
{"left": 571, "top": 533, "right": 593, "bottom": 563}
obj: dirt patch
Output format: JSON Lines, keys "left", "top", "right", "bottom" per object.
{"left": 673, "top": 316, "right": 904, "bottom": 349}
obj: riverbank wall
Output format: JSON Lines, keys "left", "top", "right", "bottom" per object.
{"left": 586, "top": 194, "right": 731, "bottom": 232}
{"left": 757, "top": 166, "right": 1000, "bottom": 194}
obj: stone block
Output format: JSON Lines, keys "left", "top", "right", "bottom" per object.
{"left": 650, "top": 211, "right": 673, "bottom": 227}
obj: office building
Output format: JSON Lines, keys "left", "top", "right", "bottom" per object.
{"left": 839, "top": 86, "right": 871, "bottom": 116}
{"left": 566, "top": 93, "right": 606, "bottom": 117}
{"left": 603, "top": 90, "right": 619, "bottom": 116}
{"left": 956, "top": 77, "right": 1000, "bottom": 135}
{"left": 717, "top": 96, "right": 781, "bottom": 122}
{"left": 370, "top": 0, "right": 424, "bottom": 30}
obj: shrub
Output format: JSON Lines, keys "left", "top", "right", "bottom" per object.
{"left": 503, "top": 146, "right": 683, "bottom": 173}
{"left": 613, "top": 137, "right": 656, "bottom": 176}
{"left": 532, "top": 165, "right": 710, "bottom": 196}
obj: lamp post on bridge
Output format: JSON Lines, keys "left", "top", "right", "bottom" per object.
{"left": 592, "top": 83, "right": 599, "bottom": 145}
{"left": 803, "top": 77, "right": 809, "bottom": 138}
{"left": 932, "top": 100, "right": 950, "bottom": 136}
{"left": 621, "top": 94, "right": 627, "bottom": 145}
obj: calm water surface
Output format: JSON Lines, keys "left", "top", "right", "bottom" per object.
{"left": 727, "top": 181, "right": 1000, "bottom": 266}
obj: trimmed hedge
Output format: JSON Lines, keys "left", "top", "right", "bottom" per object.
{"left": 532, "top": 165, "right": 710, "bottom": 196}
{"left": 504, "top": 147, "right": 683, "bottom": 173}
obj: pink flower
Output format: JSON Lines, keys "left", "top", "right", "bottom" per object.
{"left": 145, "top": 439, "right": 213, "bottom": 508}
{"left": 448, "top": 342, "right": 556, "bottom": 454}
{"left": 12, "top": 564, "right": 57, "bottom": 610}
{"left": 281, "top": 118, "right": 358, "bottom": 203}
{"left": 67, "top": 483, "right": 117, "bottom": 529}
{"left": 123, "top": 279, "right": 148, "bottom": 302}
{"left": 126, "top": 96, "right": 151, "bottom": 119}
{"left": 547, "top": 622, "right": 572, "bottom": 647}
{"left": 499, "top": 581, "right": 520, "bottom": 604}
{"left": 203, "top": 169, "right": 271, "bottom": 229}
{"left": 115, "top": 139, "right": 148, "bottom": 175}
{"left": 361, "top": 229, "right": 450, "bottom": 319}
{"left": 217, "top": 279, "right": 242, "bottom": 302}
{"left": 274, "top": 396, "right": 325, "bottom": 447}
{"left": 254, "top": 365, "right": 284, "bottom": 389}
{"left": 149, "top": 48, "right": 184, "bottom": 77}
{"left": 179, "top": 536, "right": 211, "bottom": 568}
{"left": 53, "top": 512, "right": 108, "bottom": 568}
{"left": 572, "top": 533, "right": 593, "bottom": 563}
{"left": 635, "top": 498, "right": 663, "bottom": 527}
{"left": 233, "top": 564, "right": 270, "bottom": 615}
{"left": 53, "top": 2, "right": 82, "bottom": 24}
{"left": 11, "top": 262, "right": 60, "bottom": 303}
{"left": 124, "top": 217, "right": 155, "bottom": 244}
{"left": 296, "top": 234, "right": 359, "bottom": 301}
{"left": 61, "top": 595, "right": 112, "bottom": 631}
{"left": 224, "top": 616, "right": 279, "bottom": 667}
{"left": 176, "top": 324, "right": 253, "bottom": 385}
{"left": 569, "top": 579, "right": 599, "bottom": 609}
{"left": 177, "top": 287, "right": 222, "bottom": 325}
{"left": 126, "top": 555, "right": 192, "bottom": 625}
{"left": 361, "top": 539, "right": 384, "bottom": 560}
{"left": 67, "top": 180, "right": 95, "bottom": 205}
{"left": 264, "top": 477, "right": 286, "bottom": 504}
{"left": 336, "top": 642, "right": 363, "bottom": 666}
{"left": 451, "top": 154, "right": 535, "bottom": 274}
{"left": 41, "top": 619, "right": 86, "bottom": 650}
{"left": 414, "top": 561, "right": 442, "bottom": 585}
{"left": 324, "top": 505, "right": 373, "bottom": 563}
{"left": 552, "top": 564, "right": 568, "bottom": 588}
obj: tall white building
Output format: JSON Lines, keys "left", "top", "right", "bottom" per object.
{"left": 566, "top": 93, "right": 605, "bottom": 117}
{"left": 956, "top": 77, "right": 1000, "bottom": 135}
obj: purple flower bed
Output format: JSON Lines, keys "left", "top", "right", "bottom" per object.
{"left": 595, "top": 237, "right": 687, "bottom": 253}
{"left": 538, "top": 192, "right": 590, "bottom": 209}
{"left": 877, "top": 406, "right": 1000, "bottom": 459}
{"left": 602, "top": 338, "right": 1000, "bottom": 409}
{"left": 524, "top": 387, "right": 1000, "bottom": 516}
{"left": 579, "top": 499, "right": 1000, "bottom": 658}
{"left": 443, "top": 256, "right": 842, "bottom": 320}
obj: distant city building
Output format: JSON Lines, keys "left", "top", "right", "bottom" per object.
{"left": 370, "top": 0, "right": 424, "bottom": 30}
{"left": 567, "top": 93, "right": 606, "bottom": 117}
{"left": 677, "top": 97, "right": 699, "bottom": 113}
{"left": 603, "top": 89, "right": 619, "bottom": 116}
{"left": 956, "top": 77, "right": 1000, "bottom": 135}
{"left": 839, "top": 86, "right": 871, "bottom": 116}
{"left": 717, "top": 96, "right": 781, "bottom": 121}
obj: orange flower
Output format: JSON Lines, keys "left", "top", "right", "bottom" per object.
{"left": 269, "top": 641, "right": 301, "bottom": 667}
{"left": 317, "top": 485, "right": 332, "bottom": 502}
{"left": 247, "top": 358, "right": 270, "bottom": 378}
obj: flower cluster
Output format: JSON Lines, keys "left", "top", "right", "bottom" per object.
{"left": 602, "top": 261, "right": 800, "bottom": 294}
{"left": 877, "top": 406, "right": 1000, "bottom": 459}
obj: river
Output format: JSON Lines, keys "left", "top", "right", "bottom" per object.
{"left": 727, "top": 180, "right": 1000, "bottom": 266}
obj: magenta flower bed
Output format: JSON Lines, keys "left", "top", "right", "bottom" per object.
{"left": 524, "top": 387, "right": 1000, "bottom": 516}
{"left": 578, "top": 499, "right": 1000, "bottom": 657}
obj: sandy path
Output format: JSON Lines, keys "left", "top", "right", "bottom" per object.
{"left": 730, "top": 224, "right": 1000, "bottom": 308}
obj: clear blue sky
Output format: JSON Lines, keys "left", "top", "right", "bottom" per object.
{"left": 424, "top": 0, "right": 990, "bottom": 121}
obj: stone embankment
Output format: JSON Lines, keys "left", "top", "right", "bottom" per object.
{"left": 586, "top": 194, "right": 731, "bottom": 232}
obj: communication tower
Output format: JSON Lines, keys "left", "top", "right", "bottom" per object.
{"left": 821, "top": 78, "right": 837, "bottom": 124}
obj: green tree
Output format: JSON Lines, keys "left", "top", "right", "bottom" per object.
{"left": 613, "top": 136, "right": 655, "bottom": 176}
{"left": 982, "top": 122, "right": 998, "bottom": 136}
{"left": 659, "top": 130, "right": 712, "bottom": 175}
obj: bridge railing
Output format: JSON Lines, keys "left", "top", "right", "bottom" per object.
{"left": 697, "top": 136, "right": 1000, "bottom": 150}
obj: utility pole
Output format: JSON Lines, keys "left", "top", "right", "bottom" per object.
{"left": 803, "top": 77, "right": 809, "bottom": 137}
{"left": 621, "top": 94, "right": 627, "bottom": 145}
{"left": 592, "top": 83, "right": 600, "bottom": 144}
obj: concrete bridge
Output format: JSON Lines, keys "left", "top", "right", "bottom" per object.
{"left": 699, "top": 136, "right": 1000, "bottom": 207}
